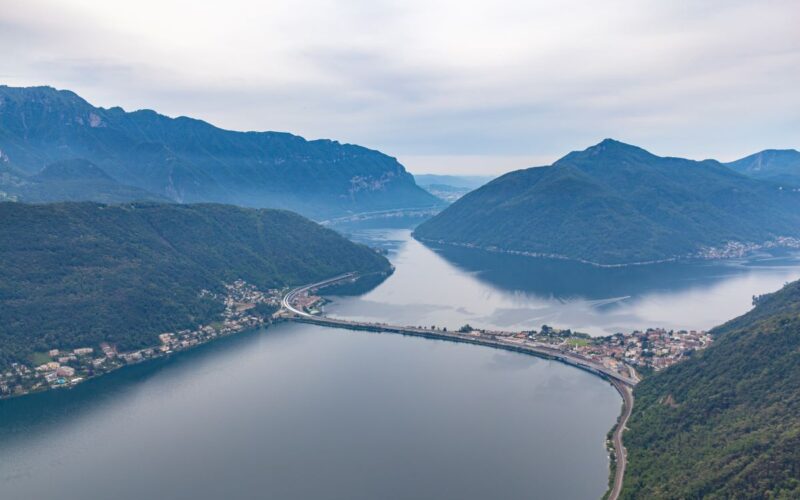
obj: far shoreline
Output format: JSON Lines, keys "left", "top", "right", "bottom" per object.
{"left": 412, "top": 234, "right": 800, "bottom": 268}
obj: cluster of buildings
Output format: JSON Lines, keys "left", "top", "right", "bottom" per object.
{"left": 521, "top": 326, "right": 713, "bottom": 373}
{"left": 222, "top": 280, "right": 281, "bottom": 313}
{"left": 376, "top": 320, "right": 711, "bottom": 381}
{"left": 0, "top": 346, "right": 100, "bottom": 396}
{"left": 694, "top": 237, "right": 800, "bottom": 260}
{"left": 0, "top": 280, "right": 283, "bottom": 399}
{"left": 589, "top": 328, "right": 713, "bottom": 371}
{"left": 289, "top": 290, "right": 325, "bottom": 315}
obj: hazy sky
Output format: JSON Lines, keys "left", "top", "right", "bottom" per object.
{"left": 1, "top": 0, "right": 798, "bottom": 174}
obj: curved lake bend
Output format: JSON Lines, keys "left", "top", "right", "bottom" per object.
{"left": 4, "top": 227, "right": 799, "bottom": 500}
{"left": 0, "top": 323, "right": 619, "bottom": 500}
{"left": 326, "top": 229, "right": 800, "bottom": 336}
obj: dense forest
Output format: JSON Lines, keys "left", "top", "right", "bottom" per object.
{"left": 621, "top": 279, "right": 800, "bottom": 498}
{"left": 0, "top": 202, "right": 391, "bottom": 369}
{"left": 414, "top": 139, "right": 800, "bottom": 265}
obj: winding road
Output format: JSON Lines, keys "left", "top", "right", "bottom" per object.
{"left": 281, "top": 274, "right": 635, "bottom": 499}
{"left": 609, "top": 381, "right": 634, "bottom": 500}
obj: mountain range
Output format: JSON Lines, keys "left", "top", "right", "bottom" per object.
{"left": 0, "top": 85, "right": 439, "bottom": 218}
{"left": 414, "top": 139, "right": 800, "bottom": 265}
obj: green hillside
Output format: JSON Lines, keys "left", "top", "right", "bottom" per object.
{"left": 0, "top": 202, "right": 391, "bottom": 368}
{"left": 414, "top": 139, "right": 800, "bottom": 265}
{"left": 621, "top": 279, "right": 800, "bottom": 498}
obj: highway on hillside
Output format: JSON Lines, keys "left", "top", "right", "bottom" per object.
{"left": 609, "top": 381, "right": 634, "bottom": 500}
{"left": 281, "top": 274, "right": 636, "bottom": 499}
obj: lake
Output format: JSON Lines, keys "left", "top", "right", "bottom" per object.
{"left": 3, "top": 226, "right": 799, "bottom": 500}
{"left": 0, "top": 323, "right": 619, "bottom": 500}
{"left": 327, "top": 229, "right": 800, "bottom": 336}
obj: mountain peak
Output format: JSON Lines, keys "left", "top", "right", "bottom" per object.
{"left": 587, "top": 138, "right": 651, "bottom": 154}
{"left": 555, "top": 139, "right": 656, "bottom": 167}
{"left": 598, "top": 138, "right": 626, "bottom": 147}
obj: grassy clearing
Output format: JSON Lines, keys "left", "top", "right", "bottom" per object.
{"left": 566, "top": 338, "right": 590, "bottom": 347}
{"left": 29, "top": 351, "right": 52, "bottom": 366}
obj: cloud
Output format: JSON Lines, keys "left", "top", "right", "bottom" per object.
{"left": 0, "top": 0, "right": 798, "bottom": 174}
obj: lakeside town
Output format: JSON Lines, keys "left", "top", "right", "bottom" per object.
{"left": 503, "top": 325, "right": 713, "bottom": 374}
{"left": 0, "top": 280, "right": 284, "bottom": 399}
{"left": 412, "top": 323, "right": 711, "bottom": 379}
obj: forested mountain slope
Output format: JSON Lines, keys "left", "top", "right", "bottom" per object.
{"left": 0, "top": 202, "right": 391, "bottom": 368}
{"left": 414, "top": 139, "right": 800, "bottom": 265}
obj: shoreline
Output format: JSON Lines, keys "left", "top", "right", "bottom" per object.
{"left": 412, "top": 235, "right": 800, "bottom": 268}
{"left": 291, "top": 315, "right": 638, "bottom": 385}
{"left": 0, "top": 280, "right": 284, "bottom": 401}
{"left": 0, "top": 322, "right": 277, "bottom": 403}
{"left": 0, "top": 317, "right": 279, "bottom": 402}
{"left": 281, "top": 273, "right": 646, "bottom": 500}
{"left": 287, "top": 315, "right": 635, "bottom": 500}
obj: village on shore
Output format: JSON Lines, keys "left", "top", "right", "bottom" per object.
{"left": 500, "top": 325, "right": 713, "bottom": 374}
{"left": 0, "top": 280, "right": 284, "bottom": 399}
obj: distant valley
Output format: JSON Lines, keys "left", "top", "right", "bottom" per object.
{"left": 413, "top": 174, "right": 495, "bottom": 202}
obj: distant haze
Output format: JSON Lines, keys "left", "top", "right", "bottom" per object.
{"left": 1, "top": 0, "right": 798, "bottom": 175}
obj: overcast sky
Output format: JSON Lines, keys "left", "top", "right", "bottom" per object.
{"left": 1, "top": 0, "right": 798, "bottom": 174}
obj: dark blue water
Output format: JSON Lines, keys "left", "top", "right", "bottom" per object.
{"left": 0, "top": 324, "right": 619, "bottom": 500}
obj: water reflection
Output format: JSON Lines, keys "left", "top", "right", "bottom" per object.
{"left": 0, "top": 324, "right": 620, "bottom": 500}
{"left": 325, "top": 229, "right": 800, "bottom": 335}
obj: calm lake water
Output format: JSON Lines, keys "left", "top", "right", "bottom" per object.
{"left": 0, "top": 323, "right": 619, "bottom": 500}
{"left": 3, "top": 226, "right": 799, "bottom": 500}
{"left": 327, "top": 229, "right": 800, "bottom": 336}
